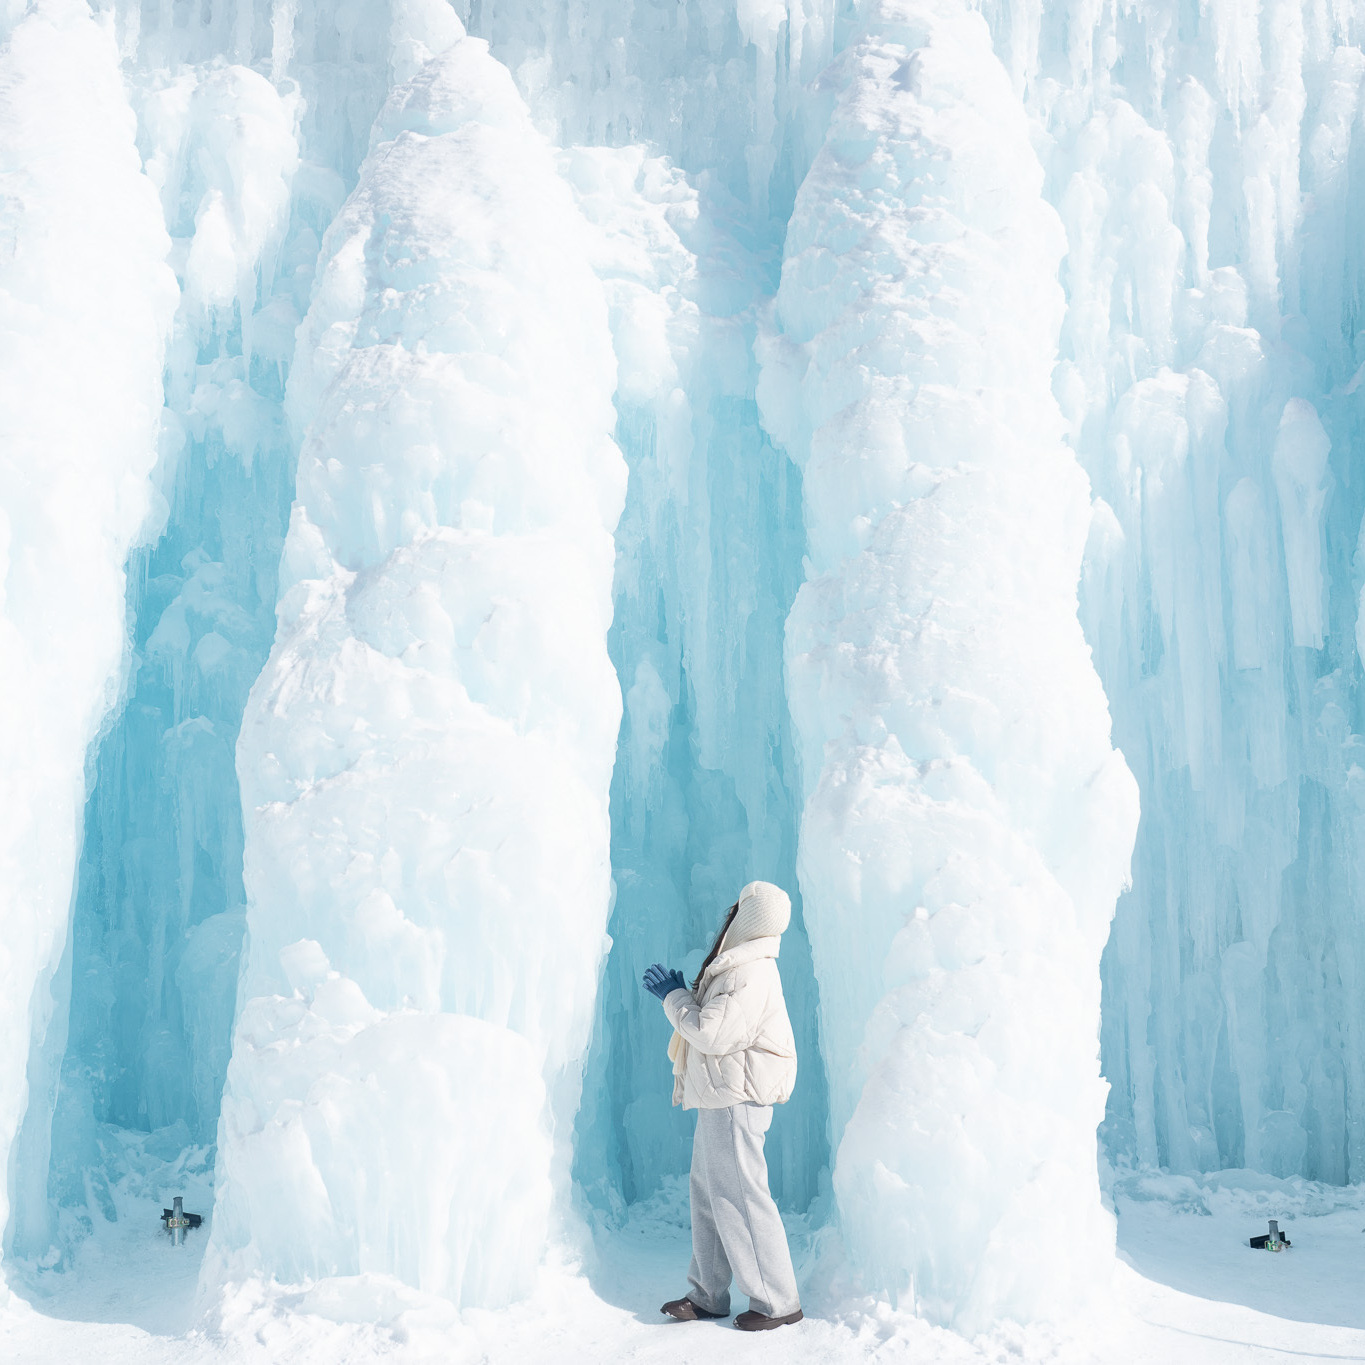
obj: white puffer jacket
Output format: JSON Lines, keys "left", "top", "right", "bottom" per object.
{"left": 663, "top": 935, "right": 797, "bottom": 1109}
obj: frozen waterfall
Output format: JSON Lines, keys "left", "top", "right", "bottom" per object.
{"left": 3, "top": 0, "right": 1365, "bottom": 1347}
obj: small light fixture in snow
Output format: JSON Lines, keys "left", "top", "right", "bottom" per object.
{"left": 1249, "top": 1219, "right": 1290, "bottom": 1251}
{"left": 161, "top": 1196, "right": 203, "bottom": 1246}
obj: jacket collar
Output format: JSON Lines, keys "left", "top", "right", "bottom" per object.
{"left": 702, "top": 934, "right": 780, "bottom": 988}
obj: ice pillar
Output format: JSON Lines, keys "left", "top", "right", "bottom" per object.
{"left": 206, "top": 32, "right": 625, "bottom": 1310}
{"left": 758, "top": 0, "right": 1139, "bottom": 1330}
{"left": 0, "top": 0, "right": 175, "bottom": 1272}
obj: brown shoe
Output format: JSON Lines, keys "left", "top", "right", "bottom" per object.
{"left": 661, "top": 1297, "right": 727, "bottom": 1321}
{"left": 734, "top": 1308, "right": 804, "bottom": 1331}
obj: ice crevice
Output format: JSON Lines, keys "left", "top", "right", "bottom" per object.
{"left": 560, "top": 141, "right": 831, "bottom": 1221}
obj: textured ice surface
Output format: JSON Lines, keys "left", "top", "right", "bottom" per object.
{"left": 0, "top": 0, "right": 176, "bottom": 1270}
{"left": 1023, "top": 0, "right": 1365, "bottom": 1187}
{"left": 758, "top": 0, "right": 1138, "bottom": 1329}
{"left": 6, "top": 0, "right": 464, "bottom": 1272}
{"left": 23, "top": 54, "right": 300, "bottom": 1257}
{"left": 207, "top": 30, "right": 625, "bottom": 1309}
{"left": 450, "top": 0, "right": 837, "bottom": 222}
{"left": 8, "top": 0, "right": 1365, "bottom": 1342}
{"left": 558, "top": 147, "right": 830, "bottom": 1216}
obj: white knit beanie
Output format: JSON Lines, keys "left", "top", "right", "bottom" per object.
{"left": 723, "top": 880, "right": 792, "bottom": 948}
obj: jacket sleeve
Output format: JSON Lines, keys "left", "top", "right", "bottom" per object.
{"left": 661, "top": 969, "right": 760, "bottom": 1056}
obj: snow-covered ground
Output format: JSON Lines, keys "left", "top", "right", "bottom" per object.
{"left": 5, "top": 1171, "right": 1363, "bottom": 1364}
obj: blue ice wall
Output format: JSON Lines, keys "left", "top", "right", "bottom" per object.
{"left": 457, "top": 5, "right": 842, "bottom": 1212}
{"left": 982, "top": 0, "right": 1365, "bottom": 1183}
{"left": 29, "top": 0, "right": 1365, "bottom": 1281}
{"left": 9, "top": 3, "right": 839, "bottom": 1260}
{"left": 38, "top": 386, "right": 292, "bottom": 1218}
{"left": 573, "top": 317, "right": 828, "bottom": 1213}
{"left": 7, "top": 5, "right": 432, "bottom": 1257}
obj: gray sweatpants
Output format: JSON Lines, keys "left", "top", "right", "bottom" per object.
{"left": 686, "top": 1102, "right": 801, "bottom": 1319}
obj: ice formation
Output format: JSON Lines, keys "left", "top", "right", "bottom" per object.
{"left": 206, "top": 29, "right": 626, "bottom": 1307}
{"left": 5, "top": 0, "right": 1365, "bottom": 1345}
{"left": 0, "top": 0, "right": 176, "bottom": 1265}
{"left": 22, "top": 50, "right": 301, "bottom": 1250}
{"left": 1043, "top": 0, "right": 1365, "bottom": 1189}
{"left": 758, "top": 0, "right": 1138, "bottom": 1327}
{"left": 559, "top": 134, "right": 831, "bottom": 1220}
{"left": 6, "top": 0, "right": 469, "bottom": 1273}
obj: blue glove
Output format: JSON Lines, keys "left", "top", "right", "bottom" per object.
{"left": 642, "top": 963, "right": 687, "bottom": 1001}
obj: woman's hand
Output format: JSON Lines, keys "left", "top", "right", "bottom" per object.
{"left": 642, "top": 963, "right": 687, "bottom": 1001}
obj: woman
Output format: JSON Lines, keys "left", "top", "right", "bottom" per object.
{"left": 641, "top": 880, "right": 803, "bottom": 1331}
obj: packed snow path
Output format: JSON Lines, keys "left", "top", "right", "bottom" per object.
{"left": 4, "top": 1185, "right": 1365, "bottom": 1365}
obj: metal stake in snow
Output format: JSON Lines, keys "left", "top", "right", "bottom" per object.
{"left": 1249, "top": 1219, "right": 1290, "bottom": 1251}
{"left": 161, "top": 1196, "right": 202, "bottom": 1245}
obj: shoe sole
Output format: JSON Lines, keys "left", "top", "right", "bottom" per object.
{"left": 735, "top": 1309, "right": 804, "bottom": 1331}
{"left": 661, "top": 1303, "right": 727, "bottom": 1322}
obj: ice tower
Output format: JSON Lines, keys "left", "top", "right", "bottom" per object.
{"left": 758, "top": 0, "right": 1138, "bottom": 1326}
{"left": 208, "top": 30, "right": 626, "bottom": 1306}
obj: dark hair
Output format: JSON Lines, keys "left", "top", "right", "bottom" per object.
{"left": 693, "top": 904, "right": 738, "bottom": 993}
